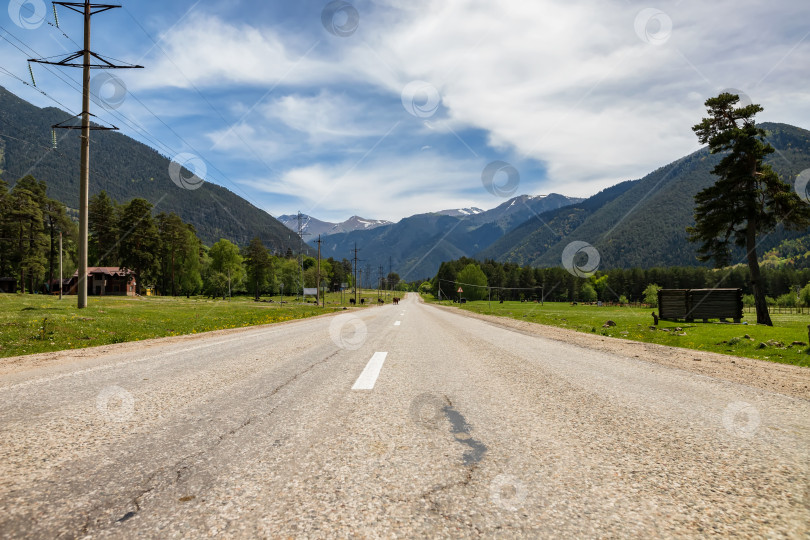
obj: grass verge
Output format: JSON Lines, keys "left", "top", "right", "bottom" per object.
{"left": 429, "top": 297, "right": 810, "bottom": 367}
{"left": 0, "top": 294, "right": 343, "bottom": 359}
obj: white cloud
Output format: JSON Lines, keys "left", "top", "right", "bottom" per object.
{"left": 133, "top": 0, "right": 810, "bottom": 218}
{"left": 241, "top": 154, "right": 489, "bottom": 222}
{"left": 262, "top": 91, "right": 387, "bottom": 142}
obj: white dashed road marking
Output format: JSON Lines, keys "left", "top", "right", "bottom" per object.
{"left": 351, "top": 352, "right": 389, "bottom": 390}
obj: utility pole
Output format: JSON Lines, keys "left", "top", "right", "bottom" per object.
{"left": 58, "top": 232, "right": 63, "bottom": 301}
{"left": 29, "top": 1, "right": 142, "bottom": 309}
{"left": 296, "top": 211, "right": 310, "bottom": 303}
{"left": 378, "top": 265, "right": 384, "bottom": 301}
{"left": 316, "top": 235, "right": 322, "bottom": 307}
{"left": 352, "top": 243, "right": 360, "bottom": 305}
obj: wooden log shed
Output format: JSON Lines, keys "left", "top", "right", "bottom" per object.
{"left": 657, "top": 288, "right": 744, "bottom": 323}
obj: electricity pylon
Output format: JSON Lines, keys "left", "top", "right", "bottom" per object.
{"left": 29, "top": 1, "right": 143, "bottom": 308}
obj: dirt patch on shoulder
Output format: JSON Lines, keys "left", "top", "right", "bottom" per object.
{"left": 434, "top": 304, "right": 810, "bottom": 401}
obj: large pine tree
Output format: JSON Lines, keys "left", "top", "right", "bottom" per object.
{"left": 688, "top": 93, "right": 810, "bottom": 325}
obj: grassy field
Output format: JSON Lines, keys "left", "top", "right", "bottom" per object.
{"left": 0, "top": 293, "right": 352, "bottom": 359}
{"left": 428, "top": 297, "right": 810, "bottom": 367}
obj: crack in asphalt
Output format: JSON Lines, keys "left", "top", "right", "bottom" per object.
{"left": 97, "top": 352, "right": 341, "bottom": 533}
{"left": 442, "top": 405, "right": 488, "bottom": 465}
{"left": 416, "top": 395, "right": 489, "bottom": 533}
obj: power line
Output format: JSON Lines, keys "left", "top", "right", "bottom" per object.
{"left": 27, "top": 1, "right": 143, "bottom": 310}
{"left": 2, "top": 23, "right": 266, "bottom": 210}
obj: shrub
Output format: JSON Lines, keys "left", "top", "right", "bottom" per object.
{"left": 643, "top": 284, "right": 662, "bottom": 307}
{"left": 800, "top": 284, "right": 810, "bottom": 307}
{"left": 776, "top": 293, "right": 797, "bottom": 308}
{"left": 579, "top": 283, "right": 597, "bottom": 302}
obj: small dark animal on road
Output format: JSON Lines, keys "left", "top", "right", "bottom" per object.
{"left": 360, "top": 298, "right": 365, "bottom": 305}
{"left": 349, "top": 298, "right": 356, "bottom": 305}
{"left": 393, "top": 297, "right": 400, "bottom": 305}
{"left": 378, "top": 298, "right": 384, "bottom": 305}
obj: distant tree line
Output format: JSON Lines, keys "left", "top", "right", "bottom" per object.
{"left": 430, "top": 257, "right": 810, "bottom": 305}
{"left": 0, "top": 181, "right": 401, "bottom": 299}
{"left": 87, "top": 191, "right": 379, "bottom": 298}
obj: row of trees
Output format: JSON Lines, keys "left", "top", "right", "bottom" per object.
{"left": 0, "top": 176, "right": 77, "bottom": 293}
{"left": 431, "top": 257, "right": 810, "bottom": 304}
{"left": 1, "top": 184, "right": 409, "bottom": 299}
{"left": 88, "top": 191, "right": 373, "bottom": 298}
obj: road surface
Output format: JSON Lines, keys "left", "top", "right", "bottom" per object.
{"left": 1, "top": 293, "right": 808, "bottom": 538}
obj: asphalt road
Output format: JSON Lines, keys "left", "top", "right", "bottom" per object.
{"left": 1, "top": 293, "right": 808, "bottom": 538}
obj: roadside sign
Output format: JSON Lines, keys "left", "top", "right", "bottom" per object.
{"left": 303, "top": 288, "right": 318, "bottom": 296}
{"left": 457, "top": 287, "right": 463, "bottom": 293}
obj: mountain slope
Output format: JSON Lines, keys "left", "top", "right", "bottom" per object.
{"left": 483, "top": 123, "right": 810, "bottom": 269}
{"left": 278, "top": 214, "right": 392, "bottom": 237}
{"left": 476, "top": 181, "right": 638, "bottom": 264}
{"left": 0, "top": 85, "right": 299, "bottom": 250}
{"left": 319, "top": 193, "right": 581, "bottom": 279}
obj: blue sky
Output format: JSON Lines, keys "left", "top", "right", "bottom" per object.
{"left": 2, "top": 0, "right": 809, "bottom": 222}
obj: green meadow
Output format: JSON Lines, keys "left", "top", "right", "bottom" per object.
{"left": 431, "top": 298, "right": 810, "bottom": 367}
{"left": 0, "top": 293, "right": 350, "bottom": 359}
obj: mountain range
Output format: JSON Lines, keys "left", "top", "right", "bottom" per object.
{"left": 3, "top": 85, "right": 808, "bottom": 278}
{"left": 302, "top": 123, "right": 810, "bottom": 279}
{"left": 277, "top": 214, "right": 393, "bottom": 238}
{"left": 315, "top": 193, "right": 582, "bottom": 280}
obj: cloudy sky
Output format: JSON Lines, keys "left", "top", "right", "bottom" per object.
{"left": 2, "top": 0, "right": 809, "bottom": 222}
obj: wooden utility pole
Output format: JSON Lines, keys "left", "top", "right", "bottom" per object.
{"left": 316, "top": 235, "right": 322, "bottom": 307}
{"left": 352, "top": 243, "right": 360, "bottom": 305}
{"left": 29, "top": 1, "right": 142, "bottom": 309}
{"left": 58, "top": 232, "right": 63, "bottom": 301}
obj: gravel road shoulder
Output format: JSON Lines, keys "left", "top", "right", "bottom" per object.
{"left": 429, "top": 302, "right": 810, "bottom": 401}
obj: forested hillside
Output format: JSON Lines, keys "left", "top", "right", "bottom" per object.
{"left": 0, "top": 86, "right": 298, "bottom": 250}
{"left": 482, "top": 123, "right": 810, "bottom": 269}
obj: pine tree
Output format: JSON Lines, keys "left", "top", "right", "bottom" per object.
{"left": 688, "top": 93, "right": 810, "bottom": 325}
{"left": 43, "top": 198, "right": 76, "bottom": 292}
{"left": 244, "top": 237, "right": 271, "bottom": 300}
{"left": 9, "top": 176, "right": 47, "bottom": 293}
{"left": 118, "top": 198, "right": 160, "bottom": 295}
{"left": 89, "top": 191, "right": 119, "bottom": 267}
